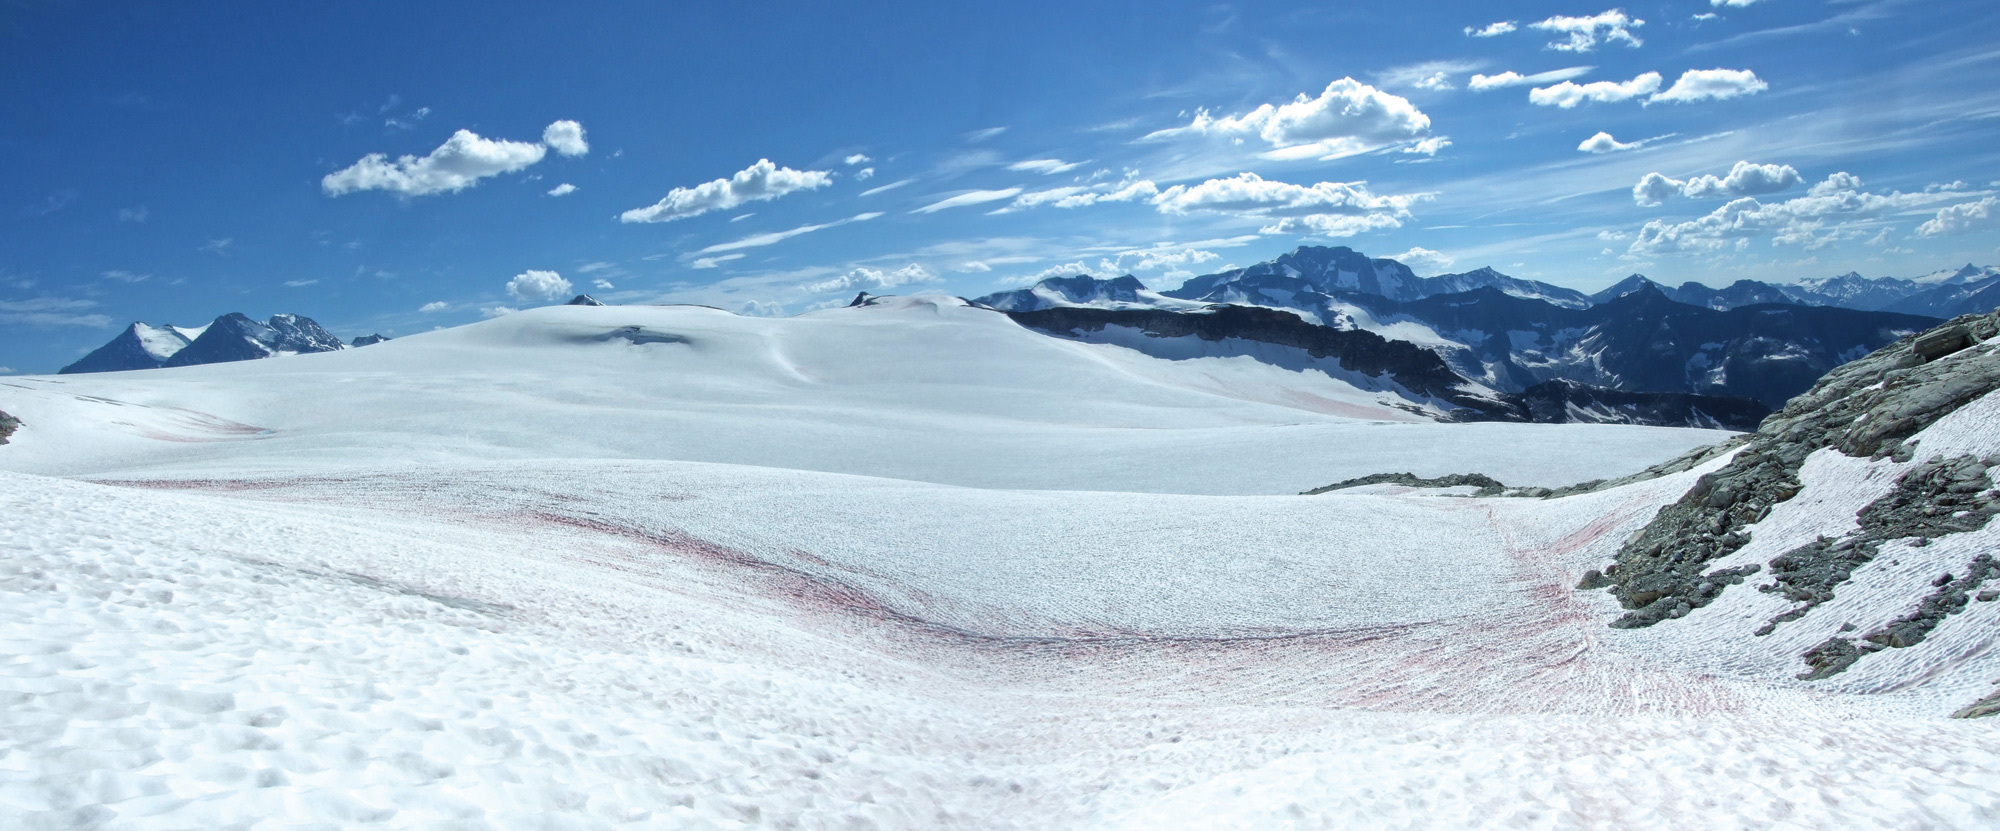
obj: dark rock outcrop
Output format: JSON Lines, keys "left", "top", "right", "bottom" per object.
{"left": 0, "top": 409, "right": 19, "bottom": 445}
{"left": 1302, "top": 472, "right": 1507, "bottom": 496}
{"left": 1596, "top": 309, "right": 2000, "bottom": 639}
{"left": 1503, "top": 378, "right": 1769, "bottom": 431}
{"left": 350, "top": 334, "right": 391, "bottom": 347}
{"left": 565, "top": 295, "right": 606, "bottom": 306}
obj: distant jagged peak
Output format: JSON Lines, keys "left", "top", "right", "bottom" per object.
{"left": 564, "top": 294, "right": 606, "bottom": 306}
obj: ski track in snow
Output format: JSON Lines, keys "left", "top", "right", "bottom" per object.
{"left": 2, "top": 301, "right": 1998, "bottom": 828}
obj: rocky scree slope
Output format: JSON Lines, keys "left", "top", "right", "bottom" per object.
{"left": 1587, "top": 309, "right": 2000, "bottom": 710}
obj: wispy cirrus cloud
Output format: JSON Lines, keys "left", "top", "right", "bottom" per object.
{"left": 696, "top": 212, "right": 883, "bottom": 254}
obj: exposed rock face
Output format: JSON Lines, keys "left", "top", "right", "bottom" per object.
{"left": 59, "top": 322, "right": 203, "bottom": 373}
{"left": 1007, "top": 305, "right": 1774, "bottom": 428}
{"left": 1344, "top": 283, "right": 1937, "bottom": 407}
{"left": 1007, "top": 305, "right": 1512, "bottom": 418}
{"left": 350, "top": 334, "right": 391, "bottom": 347}
{"left": 565, "top": 295, "right": 606, "bottom": 306}
{"left": 1167, "top": 246, "right": 1593, "bottom": 308}
{"left": 0, "top": 409, "right": 19, "bottom": 445}
{"left": 1597, "top": 310, "right": 2000, "bottom": 644}
{"left": 1302, "top": 472, "right": 1507, "bottom": 496}
{"left": 162, "top": 313, "right": 346, "bottom": 368}
{"left": 1506, "top": 378, "right": 1768, "bottom": 431}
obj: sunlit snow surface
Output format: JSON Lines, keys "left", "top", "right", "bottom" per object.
{"left": 2, "top": 300, "right": 1996, "bottom": 829}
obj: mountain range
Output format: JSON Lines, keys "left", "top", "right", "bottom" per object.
{"left": 975, "top": 246, "right": 1961, "bottom": 410}
{"left": 60, "top": 313, "right": 382, "bottom": 374}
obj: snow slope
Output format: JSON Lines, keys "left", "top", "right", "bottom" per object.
{"left": 0, "top": 298, "right": 1722, "bottom": 492}
{"left": 2, "top": 298, "right": 1995, "bottom": 829}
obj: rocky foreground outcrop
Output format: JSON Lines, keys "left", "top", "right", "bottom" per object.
{"left": 1587, "top": 309, "right": 2000, "bottom": 713}
{"left": 0, "top": 409, "right": 18, "bottom": 445}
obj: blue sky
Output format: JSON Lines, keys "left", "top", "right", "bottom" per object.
{"left": 3, "top": 0, "right": 1999, "bottom": 372}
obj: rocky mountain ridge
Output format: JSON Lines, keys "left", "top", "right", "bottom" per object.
{"left": 61, "top": 312, "right": 371, "bottom": 374}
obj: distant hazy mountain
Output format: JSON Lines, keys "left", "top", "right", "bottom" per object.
{"left": 62, "top": 313, "right": 347, "bottom": 374}
{"left": 1589, "top": 264, "right": 2000, "bottom": 317}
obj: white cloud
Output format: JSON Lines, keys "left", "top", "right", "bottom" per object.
{"left": 1143, "top": 78, "right": 1433, "bottom": 158}
{"left": 547, "top": 183, "right": 577, "bottom": 197}
{"left": 619, "top": 159, "right": 833, "bottom": 223}
{"left": 690, "top": 254, "right": 746, "bottom": 269}
{"left": 803, "top": 263, "right": 939, "bottom": 295}
{"left": 200, "top": 238, "right": 235, "bottom": 254}
{"left": 1103, "top": 246, "right": 1220, "bottom": 273}
{"left": 737, "top": 300, "right": 788, "bottom": 317}
{"left": 542, "top": 120, "right": 588, "bottom": 156}
{"left": 1152, "top": 172, "right": 1427, "bottom": 237}
{"left": 1578, "top": 131, "right": 1639, "bottom": 153}
{"left": 419, "top": 301, "right": 449, "bottom": 313}
{"left": 101, "top": 269, "right": 150, "bottom": 283}
{"left": 1402, "top": 136, "right": 1452, "bottom": 155}
{"left": 1692, "top": 13, "right": 1719, "bottom": 21}
{"left": 1001, "top": 262, "right": 1095, "bottom": 287}
{"left": 1389, "top": 246, "right": 1456, "bottom": 275}
{"left": 1465, "top": 21, "right": 1517, "bottom": 37}
{"left": 283, "top": 279, "right": 318, "bottom": 288}
{"left": 854, "top": 167, "right": 875, "bottom": 181}
{"left": 505, "top": 269, "right": 573, "bottom": 302}
{"left": 576, "top": 261, "right": 618, "bottom": 273}
{"left": 1632, "top": 161, "right": 1801, "bottom": 206}
{"left": 1528, "top": 72, "right": 1662, "bottom": 107}
{"left": 696, "top": 212, "right": 882, "bottom": 253}
{"left": 958, "top": 261, "right": 993, "bottom": 272}
{"left": 1468, "top": 66, "right": 1595, "bottom": 91}
{"left": 1711, "top": 0, "right": 1763, "bottom": 6}
{"left": 0, "top": 297, "right": 111, "bottom": 328}
{"left": 481, "top": 306, "right": 518, "bottom": 318}
{"left": 324, "top": 129, "right": 548, "bottom": 197}
{"left": 1646, "top": 68, "right": 1767, "bottom": 105}
{"left": 592, "top": 279, "right": 615, "bottom": 290}
{"left": 912, "top": 188, "right": 1024, "bottom": 214}
{"left": 861, "top": 178, "right": 914, "bottom": 197}
{"left": 963, "top": 126, "right": 1007, "bottom": 142}
{"left": 1917, "top": 197, "right": 1999, "bottom": 237}
{"left": 1008, "top": 159, "right": 1084, "bottom": 175}
{"left": 1531, "top": 10, "right": 1645, "bottom": 52}
{"left": 843, "top": 154, "right": 872, "bottom": 165}
{"left": 1630, "top": 173, "right": 1979, "bottom": 255}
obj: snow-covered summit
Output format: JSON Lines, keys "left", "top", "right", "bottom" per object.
{"left": 61, "top": 312, "right": 346, "bottom": 374}
{"left": 971, "top": 274, "right": 1202, "bottom": 312}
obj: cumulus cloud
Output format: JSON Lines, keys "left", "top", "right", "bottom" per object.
{"left": 1008, "top": 159, "right": 1084, "bottom": 175}
{"left": 1104, "top": 246, "right": 1220, "bottom": 273}
{"left": 1465, "top": 21, "right": 1517, "bottom": 37}
{"left": 592, "top": 279, "right": 615, "bottom": 290}
{"left": 546, "top": 183, "right": 577, "bottom": 197}
{"left": 542, "top": 120, "right": 588, "bottom": 156}
{"left": 696, "top": 212, "right": 882, "bottom": 254}
{"left": 1389, "top": 246, "right": 1456, "bottom": 275}
{"left": 843, "top": 154, "right": 872, "bottom": 165}
{"left": 619, "top": 159, "right": 834, "bottom": 223}
{"left": 1578, "top": 131, "right": 1640, "bottom": 153}
{"left": 1647, "top": 68, "right": 1767, "bottom": 105}
{"left": 505, "top": 269, "right": 573, "bottom": 302}
{"left": 1531, "top": 9, "right": 1644, "bottom": 52}
{"left": 419, "top": 301, "right": 449, "bottom": 313}
{"left": 1917, "top": 197, "right": 1999, "bottom": 237}
{"left": 1143, "top": 78, "right": 1433, "bottom": 158}
{"left": 803, "top": 264, "right": 939, "bottom": 295}
{"left": 1632, "top": 161, "right": 1801, "bottom": 206}
{"left": 1468, "top": 66, "right": 1595, "bottom": 91}
{"left": 737, "top": 300, "right": 788, "bottom": 317}
{"left": 323, "top": 129, "right": 548, "bottom": 196}
{"left": 854, "top": 168, "right": 875, "bottom": 181}
{"left": 912, "top": 188, "right": 1024, "bottom": 214}
{"left": 1529, "top": 72, "right": 1662, "bottom": 107}
{"left": 1629, "top": 173, "right": 1977, "bottom": 255}
{"left": 996, "top": 179, "right": 1160, "bottom": 213}
{"left": 481, "top": 306, "right": 518, "bottom": 318}
{"left": 1153, "top": 172, "right": 1428, "bottom": 237}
